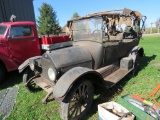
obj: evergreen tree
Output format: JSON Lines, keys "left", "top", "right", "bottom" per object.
{"left": 37, "top": 3, "right": 61, "bottom": 35}
{"left": 72, "top": 12, "right": 80, "bottom": 19}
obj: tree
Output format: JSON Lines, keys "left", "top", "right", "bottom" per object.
{"left": 37, "top": 3, "right": 61, "bottom": 35}
{"left": 72, "top": 12, "right": 80, "bottom": 19}
{"left": 156, "top": 18, "right": 160, "bottom": 33}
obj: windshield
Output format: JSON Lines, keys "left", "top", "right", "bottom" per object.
{"left": 71, "top": 17, "right": 103, "bottom": 42}
{"left": 0, "top": 26, "right": 7, "bottom": 36}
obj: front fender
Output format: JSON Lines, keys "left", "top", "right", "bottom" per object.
{"left": 18, "top": 56, "right": 41, "bottom": 73}
{"left": 0, "top": 53, "right": 18, "bottom": 72}
{"left": 53, "top": 67, "right": 104, "bottom": 101}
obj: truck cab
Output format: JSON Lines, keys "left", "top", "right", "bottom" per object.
{"left": 0, "top": 21, "right": 41, "bottom": 82}
{"left": 0, "top": 21, "right": 71, "bottom": 83}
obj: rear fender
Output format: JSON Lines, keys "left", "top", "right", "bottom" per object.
{"left": 53, "top": 67, "right": 104, "bottom": 102}
{"left": 128, "top": 46, "right": 144, "bottom": 64}
{"left": 18, "top": 56, "right": 41, "bottom": 73}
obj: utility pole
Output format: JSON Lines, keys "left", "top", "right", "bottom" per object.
{"left": 150, "top": 22, "right": 155, "bottom": 34}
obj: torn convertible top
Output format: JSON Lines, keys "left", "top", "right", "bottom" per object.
{"left": 67, "top": 8, "right": 144, "bottom": 22}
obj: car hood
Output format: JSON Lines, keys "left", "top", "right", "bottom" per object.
{"left": 0, "top": 36, "right": 4, "bottom": 39}
{"left": 42, "top": 46, "right": 92, "bottom": 72}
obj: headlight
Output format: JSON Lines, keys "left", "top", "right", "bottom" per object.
{"left": 48, "top": 68, "right": 57, "bottom": 81}
{"left": 29, "top": 59, "right": 36, "bottom": 71}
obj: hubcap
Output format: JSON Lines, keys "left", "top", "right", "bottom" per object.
{"left": 78, "top": 96, "right": 85, "bottom": 106}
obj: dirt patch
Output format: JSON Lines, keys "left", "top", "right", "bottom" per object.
{"left": 151, "top": 61, "right": 160, "bottom": 67}
{"left": 143, "top": 33, "right": 160, "bottom": 36}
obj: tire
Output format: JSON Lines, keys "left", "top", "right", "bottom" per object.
{"left": 23, "top": 68, "right": 41, "bottom": 92}
{"left": 60, "top": 79, "right": 94, "bottom": 120}
{"left": 132, "top": 53, "right": 140, "bottom": 76}
{"left": 0, "top": 63, "right": 6, "bottom": 83}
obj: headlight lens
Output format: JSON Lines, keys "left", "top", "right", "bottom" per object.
{"left": 29, "top": 59, "right": 35, "bottom": 71}
{"left": 48, "top": 68, "right": 57, "bottom": 81}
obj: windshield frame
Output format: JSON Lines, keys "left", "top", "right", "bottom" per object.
{"left": 70, "top": 16, "right": 103, "bottom": 43}
{"left": 0, "top": 25, "right": 7, "bottom": 36}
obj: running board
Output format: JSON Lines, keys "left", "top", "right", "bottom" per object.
{"left": 104, "top": 68, "right": 133, "bottom": 88}
{"left": 34, "top": 78, "right": 54, "bottom": 93}
{"left": 96, "top": 62, "right": 119, "bottom": 77}
{"left": 34, "top": 78, "right": 54, "bottom": 103}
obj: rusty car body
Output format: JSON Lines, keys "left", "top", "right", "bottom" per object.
{"left": 19, "top": 8, "right": 146, "bottom": 120}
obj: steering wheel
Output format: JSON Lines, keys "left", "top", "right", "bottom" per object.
{"left": 92, "top": 30, "right": 101, "bottom": 41}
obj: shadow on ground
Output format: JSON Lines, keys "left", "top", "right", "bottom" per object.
{"left": 85, "top": 54, "right": 156, "bottom": 119}
{"left": 0, "top": 70, "right": 22, "bottom": 90}
{"left": 138, "top": 54, "right": 156, "bottom": 73}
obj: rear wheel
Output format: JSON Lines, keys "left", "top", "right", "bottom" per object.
{"left": 60, "top": 80, "right": 94, "bottom": 120}
{"left": 132, "top": 53, "right": 140, "bottom": 76}
{"left": 0, "top": 63, "right": 6, "bottom": 83}
{"left": 23, "top": 68, "right": 41, "bottom": 92}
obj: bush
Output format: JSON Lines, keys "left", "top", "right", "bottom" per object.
{"left": 145, "top": 27, "right": 158, "bottom": 34}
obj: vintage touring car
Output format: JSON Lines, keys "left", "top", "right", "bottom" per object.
{"left": 19, "top": 8, "right": 146, "bottom": 120}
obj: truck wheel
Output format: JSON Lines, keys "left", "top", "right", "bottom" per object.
{"left": 23, "top": 68, "right": 41, "bottom": 92}
{"left": 132, "top": 53, "right": 140, "bottom": 76}
{"left": 0, "top": 63, "right": 6, "bottom": 83}
{"left": 60, "top": 80, "right": 94, "bottom": 120}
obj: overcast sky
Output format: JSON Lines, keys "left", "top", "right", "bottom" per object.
{"left": 33, "top": 0, "right": 160, "bottom": 27}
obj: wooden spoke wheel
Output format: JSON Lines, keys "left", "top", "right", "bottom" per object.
{"left": 60, "top": 80, "right": 94, "bottom": 120}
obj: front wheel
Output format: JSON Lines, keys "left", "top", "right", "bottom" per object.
{"left": 23, "top": 68, "right": 41, "bottom": 92}
{"left": 0, "top": 63, "right": 6, "bottom": 83}
{"left": 60, "top": 80, "right": 94, "bottom": 120}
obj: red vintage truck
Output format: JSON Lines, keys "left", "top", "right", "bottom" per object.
{"left": 0, "top": 21, "right": 71, "bottom": 83}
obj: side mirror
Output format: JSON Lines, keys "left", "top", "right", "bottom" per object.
{"left": 7, "top": 35, "right": 12, "bottom": 40}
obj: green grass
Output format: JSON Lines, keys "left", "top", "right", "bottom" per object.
{"left": 1, "top": 36, "right": 160, "bottom": 120}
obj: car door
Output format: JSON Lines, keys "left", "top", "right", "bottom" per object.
{"left": 0, "top": 25, "right": 9, "bottom": 57}
{"left": 103, "top": 41, "right": 119, "bottom": 66}
{"left": 7, "top": 25, "right": 41, "bottom": 64}
{"left": 118, "top": 39, "right": 139, "bottom": 58}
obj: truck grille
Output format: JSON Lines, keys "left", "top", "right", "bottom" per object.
{"left": 41, "top": 57, "right": 53, "bottom": 81}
